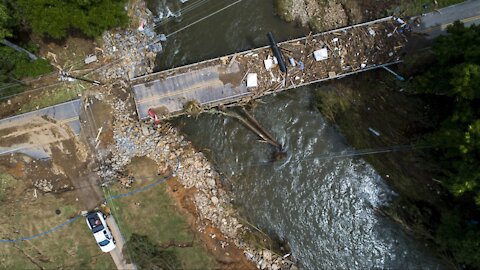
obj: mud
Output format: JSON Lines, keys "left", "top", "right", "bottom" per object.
{"left": 165, "top": 177, "right": 256, "bottom": 270}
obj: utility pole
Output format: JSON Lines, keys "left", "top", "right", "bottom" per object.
{"left": 59, "top": 71, "right": 101, "bottom": 85}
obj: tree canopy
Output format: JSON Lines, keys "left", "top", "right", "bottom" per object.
{"left": 14, "top": 0, "right": 129, "bottom": 39}
{"left": 412, "top": 22, "right": 480, "bottom": 266}
{"left": 414, "top": 22, "right": 480, "bottom": 205}
{"left": 0, "top": 3, "right": 10, "bottom": 39}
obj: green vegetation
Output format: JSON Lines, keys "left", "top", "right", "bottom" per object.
{"left": 0, "top": 172, "right": 17, "bottom": 201}
{"left": 125, "top": 234, "right": 181, "bottom": 270}
{"left": 275, "top": 0, "right": 294, "bottom": 22}
{"left": 11, "top": 0, "right": 128, "bottom": 39}
{"left": 0, "top": 2, "right": 10, "bottom": 39}
{"left": 0, "top": 38, "right": 52, "bottom": 100}
{"left": 183, "top": 100, "right": 203, "bottom": 117}
{"left": 409, "top": 22, "right": 480, "bottom": 266}
{"left": 0, "top": 45, "right": 51, "bottom": 79}
{"left": 0, "top": 0, "right": 129, "bottom": 101}
{"left": 17, "top": 82, "right": 84, "bottom": 113}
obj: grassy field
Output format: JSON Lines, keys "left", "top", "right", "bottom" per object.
{"left": 17, "top": 82, "right": 84, "bottom": 114}
{"left": 105, "top": 157, "right": 218, "bottom": 270}
{"left": 0, "top": 170, "right": 114, "bottom": 269}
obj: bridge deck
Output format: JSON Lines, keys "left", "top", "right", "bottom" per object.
{"left": 132, "top": 16, "right": 407, "bottom": 120}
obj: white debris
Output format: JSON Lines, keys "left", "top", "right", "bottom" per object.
{"left": 246, "top": 73, "right": 258, "bottom": 88}
{"left": 313, "top": 48, "right": 329, "bottom": 61}
{"left": 368, "top": 127, "right": 381, "bottom": 136}
{"left": 84, "top": 55, "right": 97, "bottom": 64}
{"left": 264, "top": 58, "right": 274, "bottom": 70}
{"left": 368, "top": 27, "right": 376, "bottom": 36}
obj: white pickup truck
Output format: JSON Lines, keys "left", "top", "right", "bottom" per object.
{"left": 86, "top": 211, "right": 116, "bottom": 252}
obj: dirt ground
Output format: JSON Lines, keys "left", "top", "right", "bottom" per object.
{"left": 0, "top": 115, "right": 104, "bottom": 209}
{"left": 33, "top": 34, "right": 100, "bottom": 72}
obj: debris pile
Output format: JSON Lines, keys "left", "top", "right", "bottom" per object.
{"left": 239, "top": 17, "right": 407, "bottom": 96}
{"left": 101, "top": 0, "right": 165, "bottom": 80}
{"left": 34, "top": 179, "right": 54, "bottom": 193}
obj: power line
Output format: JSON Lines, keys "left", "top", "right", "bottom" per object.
{"left": 217, "top": 144, "right": 435, "bottom": 170}
{"left": 154, "top": 0, "right": 212, "bottom": 28}
{"left": 165, "top": 0, "right": 242, "bottom": 38}
{"left": 0, "top": 58, "right": 89, "bottom": 93}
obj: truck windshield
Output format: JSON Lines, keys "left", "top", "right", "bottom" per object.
{"left": 99, "top": 239, "right": 110, "bottom": 246}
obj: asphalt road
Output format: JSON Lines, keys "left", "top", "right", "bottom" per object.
{"left": 0, "top": 99, "right": 81, "bottom": 135}
{"left": 413, "top": 0, "right": 480, "bottom": 37}
{"left": 0, "top": 99, "right": 81, "bottom": 157}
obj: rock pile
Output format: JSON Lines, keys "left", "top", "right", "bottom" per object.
{"left": 34, "top": 179, "right": 53, "bottom": 193}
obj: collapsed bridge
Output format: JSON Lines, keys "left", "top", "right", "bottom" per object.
{"left": 131, "top": 16, "right": 407, "bottom": 120}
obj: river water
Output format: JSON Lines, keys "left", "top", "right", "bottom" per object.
{"left": 151, "top": 0, "right": 444, "bottom": 268}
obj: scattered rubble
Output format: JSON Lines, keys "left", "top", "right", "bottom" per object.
{"left": 34, "top": 179, "right": 53, "bottom": 193}
{"left": 101, "top": 0, "right": 164, "bottom": 80}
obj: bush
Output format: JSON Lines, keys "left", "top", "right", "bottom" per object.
{"left": 14, "top": 58, "right": 51, "bottom": 78}
{"left": 125, "top": 234, "right": 181, "bottom": 270}
{"left": 0, "top": 45, "right": 52, "bottom": 81}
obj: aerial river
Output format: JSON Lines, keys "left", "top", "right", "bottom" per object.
{"left": 151, "top": 0, "right": 444, "bottom": 268}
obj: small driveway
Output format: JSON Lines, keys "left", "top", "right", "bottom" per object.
{"left": 106, "top": 216, "right": 137, "bottom": 270}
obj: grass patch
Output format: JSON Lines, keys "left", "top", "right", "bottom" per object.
{"left": 0, "top": 83, "right": 25, "bottom": 99}
{"left": 0, "top": 172, "right": 17, "bottom": 202}
{"left": 0, "top": 191, "right": 114, "bottom": 269}
{"left": 17, "top": 82, "right": 84, "bottom": 114}
{"left": 107, "top": 162, "right": 217, "bottom": 270}
{"left": 14, "top": 58, "right": 52, "bottom": 79}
